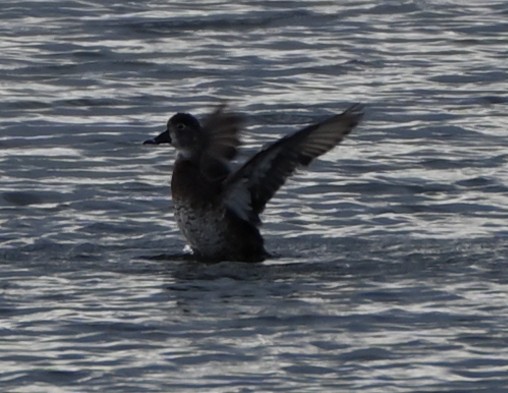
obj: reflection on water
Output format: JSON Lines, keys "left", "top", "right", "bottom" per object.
{"left": 1, "top": 1, "right": 507, "bottom": 392}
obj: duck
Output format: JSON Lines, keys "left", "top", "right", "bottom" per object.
{"left": 144, "top": 103, "right": 363, "bottom": 262}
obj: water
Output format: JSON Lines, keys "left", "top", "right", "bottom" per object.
{"left": 1, "top": 1, "right": 508, "bottom": 391}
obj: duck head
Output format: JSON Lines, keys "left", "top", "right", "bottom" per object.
{"left": 143, "top": 113, "right": 204, "bottom": 157}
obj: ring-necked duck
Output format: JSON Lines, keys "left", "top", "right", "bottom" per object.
{"left": 144, "top": 103, "right": 363, "bottom": 262}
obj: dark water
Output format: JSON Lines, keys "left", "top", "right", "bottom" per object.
{"left": 1, "top": 1, "right": 508, "bottom": 392}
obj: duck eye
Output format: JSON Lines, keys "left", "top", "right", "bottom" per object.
{"left": 175, "top": 123, "right": 185, "bottom": 130}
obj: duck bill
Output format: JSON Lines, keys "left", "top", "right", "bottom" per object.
{"left": 143, "top": 129, "right": 172, "bottom": 145}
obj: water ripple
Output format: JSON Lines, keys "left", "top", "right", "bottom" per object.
{"left": 1, "top": 1, "right": 508, "bottom": 392}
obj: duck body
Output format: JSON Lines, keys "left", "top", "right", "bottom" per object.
{"left": 171, "top": 157, "right": 266, "bottom": 262}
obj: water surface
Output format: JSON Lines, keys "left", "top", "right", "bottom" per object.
{"left": 1, "top": 1, "right": 507, "bottom": 392}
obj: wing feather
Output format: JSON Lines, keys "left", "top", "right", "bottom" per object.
{"left": 223, "top": 104, "right": 364, "bottom": 224}
{"left": 201, "top": 104, "right": 245, "bottom": 161}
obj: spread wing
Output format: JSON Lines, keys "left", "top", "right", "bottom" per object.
{"left": 223, "top": 103, "right": 364, "bottom": 224}
{"left": 201, "top": 103, "right": 245, "bottom": 161}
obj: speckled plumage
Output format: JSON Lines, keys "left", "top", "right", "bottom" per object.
{"left": 170, "top": 156, "right": 265, "bottom": 262}
{"left": 144, "top": 103, "right": 364, "bottom": 262}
